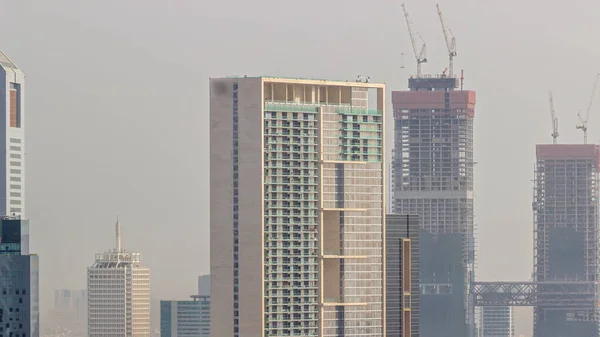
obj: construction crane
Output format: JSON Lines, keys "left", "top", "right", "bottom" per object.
{"left": 548, "top": 92, "right": 559, "bottom": 144}
{"left": 402, "top": 4, "right": 427, "bottom": 77}
{"left": 436, "top": 3, "right": 457, "bottom": 78}
{"left": 576, "top": 73, "right": 600, "bottom": 144}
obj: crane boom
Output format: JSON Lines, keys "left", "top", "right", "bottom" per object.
{"left": 576, "top": 73, "right": 599, "bottom": 144}
{"left": 584, "top": 73, "right": 599, "bottom": 123}
{"left": 401, "top": 4, "right": 427, "bottom": 77}
{"left": 549, "top": 91, "right": 559, "bottom": 144}
{"left": 436, "top": 3, "right": 457, "bottom": 78}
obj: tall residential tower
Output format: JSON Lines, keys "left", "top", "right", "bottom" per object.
{"left": 392, "top": 76, "right": 476, "bottom": 337}
{"left": 87, "top": 220, "right": 150, "bottom": 337}
{"left": 210, "top": 77, "right": 386, "bottom": 337}
{"left": 0, "top": 50, "right": 25, "bottom": 217}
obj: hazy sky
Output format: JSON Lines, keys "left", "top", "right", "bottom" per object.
{"left": 2, "top": 0, "right": 600, "bottom": 335}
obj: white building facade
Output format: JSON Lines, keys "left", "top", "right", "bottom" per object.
{"left": 87, "top": 220, "right": 150, "bottom": 337}
{"left": 0, "top": 50, "right": 25, "bottom": 217}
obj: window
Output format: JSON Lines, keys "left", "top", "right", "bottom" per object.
{"left": 9, "top": 83, "right": 21, "bottom": 128}
{"left": 9, "top": 146, "right": 20, "bottom": 151}
{"left": 9, "top": 138, "right": 20, "bottom": 144}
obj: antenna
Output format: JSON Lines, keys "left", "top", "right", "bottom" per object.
{"left": 436, "top": 3, "right": 457, "bottom": 78}
{"left": 576, "top": 73, "right": 600, "bottom": 144}
{"left": 116, "top": 216, "right": 122, "bottom": 251}
{"left": 402, "top": 4, "right": 427, "bottom": 77}
{"left": 549, "top": 91, "right": 559, "bottom": 144}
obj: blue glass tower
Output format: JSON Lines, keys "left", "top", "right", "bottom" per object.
{"left": 0, "top": 217, "right": 39, "bottom": 337}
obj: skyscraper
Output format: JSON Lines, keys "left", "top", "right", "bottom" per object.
{"left": 210, "top": 77, "right": 386, "bottom": 337}
{"left": 0, "top": 50, "right": 25, "bottom": 217}
{"left": 532, "top": 144, "right": 600, "bottom": 336}
{"left": 392, "top": 76, "right": 476, "bottom": 337}
{"left": 386, "top": 214, "right": 420, "bottom": 337}
{"left": 0, "top": 217, "right": 39, "bottom": 337}
{"left": 87, "top": 219, "right": 150, "bottom": 337}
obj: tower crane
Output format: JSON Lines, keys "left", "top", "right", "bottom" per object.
{"left": 548, "top": 92, "right": 559, "bottom": 144}
{"left": 436, "top": 3, "right": 457, "bottom": 78}
{"left": 576, "top": 73, "right": 600, "bottom": 144}
{"left": 401, "top": 4, "right": 427, "bottom": 77}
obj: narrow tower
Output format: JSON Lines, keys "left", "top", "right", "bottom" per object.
{"left": 0, "top": 50, "right": 25, "bottom": 217}
{"left": 116, "top": 216, "right": 122, "bottom": 251}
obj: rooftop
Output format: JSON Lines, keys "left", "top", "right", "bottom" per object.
{"left": 219, "top": 75, "right": 385, "bottom": 88}
{"left": 0, "top": 50, "right": 18, "bottom": 70}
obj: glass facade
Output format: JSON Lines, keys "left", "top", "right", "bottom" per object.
{"left": 0, "top": 218, "right": 37, "bottom": 336}
{"left": 161, "top": 296, "right": 210, "bottom": 337}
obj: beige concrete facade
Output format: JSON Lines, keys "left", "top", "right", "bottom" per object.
{"left": 210, "top": 77, "right": 386, "bottom": 337}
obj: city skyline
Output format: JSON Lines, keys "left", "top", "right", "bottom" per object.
{"left": 3, "top": 1, "right": 600, "bottom": 336}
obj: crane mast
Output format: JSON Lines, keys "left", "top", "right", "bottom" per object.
{"left": 549, "top": 92, "right": 559, "bottom": 144}
{"left": 401, "top": 4, "right": 427, "bottom": 77}
{"left": 576, "top": 73, "right": 599, "bottom": 144}
{"left": 436, "top": 3, "right": 457, "bottom": 78}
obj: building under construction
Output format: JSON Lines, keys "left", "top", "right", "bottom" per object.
{"left": 391, "top": 74, "right": 476, "bottom": 337}
{"left": 532, "top": 144, "right": 600, "bottom": 336}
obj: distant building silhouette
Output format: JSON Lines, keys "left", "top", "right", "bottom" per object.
{"left": 48, "top": 289, "right": 87, "bottom": 336}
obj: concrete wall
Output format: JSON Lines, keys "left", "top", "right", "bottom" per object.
{"left": 209, "top": 78, "right": 235, "bottom": 337}
{"left": 210, "top": 78, "right": 264, "bottom": 337}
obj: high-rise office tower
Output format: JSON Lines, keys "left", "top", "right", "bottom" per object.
{"left": 87, "top": 219, "right": 150, "bottom": 337}
{"left": 478, "top": 306, "right": 514, "bottom": 337}
{"left": 532, "top": 144, "right": 600, "bottom": 336}
{"left": 392, "top": 76, "right": 476, "bottom": 337}
{"left": 0, "top": 50, "right": 25, "bottom": 217}
{"left": 386, "top": 214, "right": 419, "bottom": 337}
{"left": 210, "top": 77, "right": 386, "bottom": 337}
{"left": 160, "top": 295, "right": 210, "bottom": 337}
{"left": 0, "top": 216, "right": 39, "bottom": 337}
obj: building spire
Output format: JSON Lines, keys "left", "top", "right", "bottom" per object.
{"left": 116, "top": 216, "right": 122, "bottom": 251}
